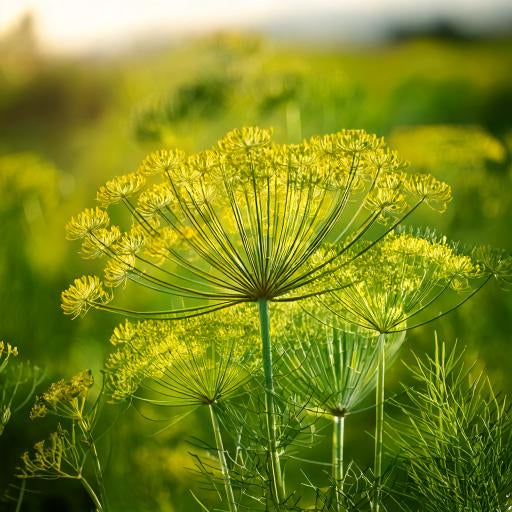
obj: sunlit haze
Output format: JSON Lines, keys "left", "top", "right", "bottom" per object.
{"left": 2, "top": 0, "right": 512, "bottom": 54}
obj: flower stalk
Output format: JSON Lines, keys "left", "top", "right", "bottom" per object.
{"left": 79, "top": 474, "right": 104, "bottom": 512}
{"left": 373, "top": 333, "right": 386, "bottom": 512}
{"left": 257, "top": 298, "right": 286, "bottom": 504}
{"left": 209, "top": 403, "right": 237, "bottom": 512}
{"left": 84, "top": 428, "right": 108, "bottom": 512}
{"left": 332, "top": 413, "right": 345, "bottom": 511}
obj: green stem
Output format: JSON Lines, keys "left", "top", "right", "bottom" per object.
{"left": 89, "top": 439, "right": 108, "bottom": 511}
{"left": 15, "top": 479, "right": 26, "bottom": 512}
{"left": 79, "top": 475, "right": 103, "bottom": 512}
{"left": 332, "top": 414, "right": 345, "bottom": 512}
{"left": 257, "top": 298, "right": 286, "bottom": 505}
{"left": 209, "top": 403, "right": 238, "bottom": 512}
{"left": 80, "top": 418, "right": 108, "bottom": 512}
{"left": 373, "top": 333, "right": 386, "bottom": 512}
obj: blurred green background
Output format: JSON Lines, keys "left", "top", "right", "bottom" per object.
{"left": 0, "top": 11, "right": 511, "bottom": 511}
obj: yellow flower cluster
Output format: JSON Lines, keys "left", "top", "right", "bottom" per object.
{"left": 65, "top": 207, "right": 110, "bottom": 240}
{"left": 138, "top": 148, "right": 186, "bottom": 176}
{"left": 61, "top": 276, "right": 112, "bottom": 318}
{"left": 137, "top": 182, "right": 174, "bottom": 219}
{"left": 115, "top": 225, "right": 146, "bottom": 256}
{"left": 473, "top": 245, "right": 512, "bottom": 289}
{"left": 365, "top": 173, "right": 407, "bottom": 219}
{"left": 80, "top": 226, "right": 121, "bottom": 259}
{"left": 96, "top": 172, "right": 146, "bottom": 207}
{"left": 18, "top": 426, "right": 79, "bottom": 479}
{"left": 104, "top": 254, "right": 135, "bottom": 288}
{"left": 404, "top": 173, "right": 452, "bottom": 212}
{"left": 62, "top": 127, "right": 454, "bottom": 318}
{"left": 30, "top": 369, "right": 94, "bottom": 419}
{"left": 218, "top": 126, "right": 273, "bottom": 154}
{"left": 0, "top": 341, "right": 18, "bottom": 359}
{"left": 379, "top": 232, "right": 478, "bottom": 287}
{"left": 105, "top": 305, "right": 259, "bottom": 404}
{"left": 326, "top": 231, "right": 481, "bottom": 333}
{"left": 0, "top": 341, "right": 18, "bottom": 375}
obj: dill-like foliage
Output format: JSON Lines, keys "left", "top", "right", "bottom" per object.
{"left": 0, "top": 343, "right": 45, "bottom": 436}
{"left": 390, "top": 341, "right": 512, "bottom": 512}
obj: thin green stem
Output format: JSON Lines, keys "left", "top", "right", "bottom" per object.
{"left": 79, "top": 475, "right": 103, "bottom": 512}
{"left": 89, "top": 438, "right": 108, "bottom": 511}
{"left": 257, "top": 298, "right": 286, "bottom": 505}
{"left": 79, "top": 417, "right": 108, "bottom": 512}
{"left": 15, "top": 479, "right": 26, "bottom": 512}
{"left": 373, "top": 333, "right": 386, "bottom": 512}
{"left": 209, "top": 403, "right": 238, "bottom": 512}
{"left": 332, "top": 414, "right": 345, "bottom": 512}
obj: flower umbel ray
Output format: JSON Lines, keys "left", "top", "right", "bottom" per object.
{"left": 104, "top": 305, "right": 260, "bottom": 406}
{"left": 62, "top": 127, "right": 451, "bottom": 319}
{"left": 319, "top": 229, "right": 490, "bottom": 335}
{"left": 277, "top": 312, "right": 406, "bottom": 417}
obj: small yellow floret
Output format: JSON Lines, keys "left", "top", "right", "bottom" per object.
{"left": 61, "top": 276, "right": 111, "bottom": 318}
{"left": 65, "top": 207, "right": 110, "bottom": 240}
{"left": 138, "top": 149, "right": 186, "bottom": 176}
{"left": 97, "top": 172, "right": 145, "bottom": 207}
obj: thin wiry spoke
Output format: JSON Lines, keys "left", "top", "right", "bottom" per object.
{"left": 389, "top": 277, "right": 491, "bottom": 333}
{"left": 63, "top": 127, "right": 460, "bottom": 326}
{"left": 123, "top": 197, "right": 246, "bottom": 291}
{"left": 92, "top": 299, "right": 244, "bottom": 320}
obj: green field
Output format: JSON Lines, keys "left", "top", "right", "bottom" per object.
{"left": 1, "top": 22, "right": 511, "bottom": 511}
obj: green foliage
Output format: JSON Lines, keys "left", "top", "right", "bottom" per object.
{"left": 390, "top": 341, "right": 512, "bottom": 512}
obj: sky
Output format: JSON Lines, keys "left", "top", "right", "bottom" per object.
{"left": 1, "top": 0, "right": 512, "bottom": 54}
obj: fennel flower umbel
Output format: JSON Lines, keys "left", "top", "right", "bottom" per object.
{"left": 62, "top": 127, "right": 451, "bottom": 504}
{"left": 319, "top": 229, "right": 511, "bottom": 512}
{"left": 104, "top": 305, "right": 259, "bottom": 512}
